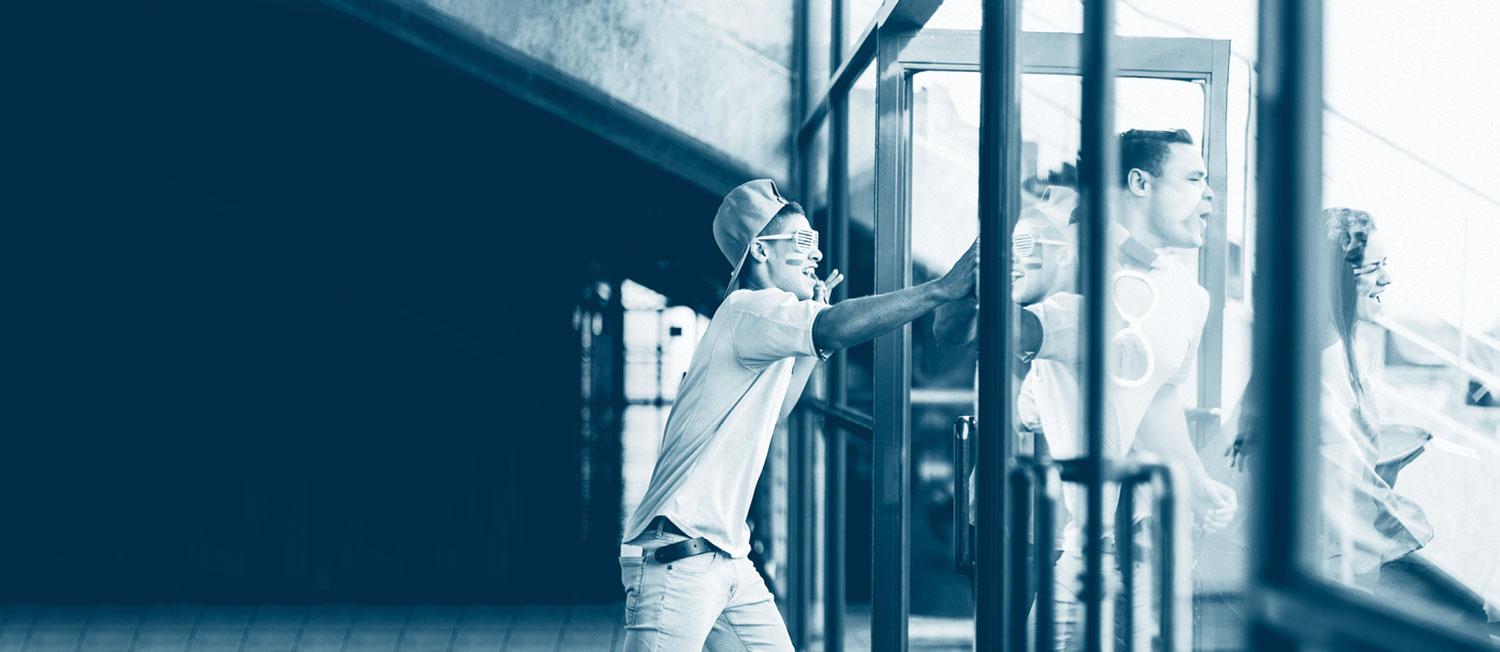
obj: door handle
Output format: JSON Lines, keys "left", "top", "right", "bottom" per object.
{"left": 1114, "top": 459, "right": 1191, "bottom": 652}
{"left": 953, "top": 416, "right": 977, "bottom": 575}
{"left": 1025, "top": 457, "right": 1190, "bottom": 652}
{"left": 1009, "top": 458, "right": 1063, "bottom": 652}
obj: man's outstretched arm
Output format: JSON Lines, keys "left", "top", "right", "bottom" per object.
{"left": 932, "top": 298, "right": 978, "bottom": 346}
{"left": 814, "top": 240, "right": 977, "bottom": 352}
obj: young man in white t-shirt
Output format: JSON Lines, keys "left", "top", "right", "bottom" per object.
{"left": 620, "top": 179, "right": 978, "bottom": 651}
{"left": 934, "top": 130, "right": 1238, "bottom": 650}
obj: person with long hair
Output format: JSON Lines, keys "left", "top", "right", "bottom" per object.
{"left": 1203, "top": 207, "right": 1433, "bottom": 597}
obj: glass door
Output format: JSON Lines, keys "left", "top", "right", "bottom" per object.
{"left": 872, "top": 28, "right": 1231, "bottom": 651}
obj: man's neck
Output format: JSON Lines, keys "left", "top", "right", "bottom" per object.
{"left": 1115, "top": 203, "right": 1166, "bottom": 251}
{"left": 741, "top": 274, "right": 770, "bottom": 292}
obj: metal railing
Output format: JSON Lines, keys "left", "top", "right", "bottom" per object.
{"left": 955, "top": 416, "right": 1192, "bottom": 652}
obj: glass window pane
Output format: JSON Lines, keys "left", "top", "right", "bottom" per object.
{"left": 909, "top": 70, "right": 981, "bottom": 649}
{"left": 834, "top": 62, "right": 878, "bottom": 645}
{"left": 845, "top": 64, "right": 877, "bottom": 419}
{"left": 618, "top": 282, "right": 708, "bottom": 532}
{"left": 808, "top": 121, "right": 831, "bottom": 230}
{"left": 1017, "top": 71, "right": 1227, "bottom": 650}
{"left": 926, "top": 0, "right": 1082, "bottom": 32}
{"left": 844, "top": 0, "right": 883, "bottom": 57}
{"left": 806, "top": 0, "right": 833, "bottom": 83}
{"left": 1283, "top": 0, "right": 1500, "bottom": 632}
{"left": 923, "top": 0, "right": 978, "bottom": 30}
{"left": 928, "top": 0, "right": 1085, "bottom": 32}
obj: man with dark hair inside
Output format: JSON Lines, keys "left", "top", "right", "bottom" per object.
{"left": 935, "top": 129, "right": 1236, "bottom": 650}
{"left": 620, "top": 179, "right": 978, "bottom": 651}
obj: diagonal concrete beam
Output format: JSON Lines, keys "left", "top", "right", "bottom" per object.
{"left": 321, "top": 0, "right": 795, "bottom": 195}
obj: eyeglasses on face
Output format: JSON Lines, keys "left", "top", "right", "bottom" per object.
{"left": 756, "top": 228, "right": 820, "bottom": 253}
{"left": 1352, "top": 257, "right": 1387, "bottom": 277}
{"left": 1013, "top": 230, "right": 1072, "bottom": 259}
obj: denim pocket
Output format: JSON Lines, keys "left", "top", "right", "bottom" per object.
{"left": 663, "top": 550, "right": 718, "bottom": 575}
{"left": 619, "top": 556, "right": 644, "bottom": 624}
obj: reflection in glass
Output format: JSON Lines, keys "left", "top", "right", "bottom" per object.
{"left": 1204, "top": 1, "right": 1500, "bottom": 640}
{"left": 910, "top": 71, "right": 981, "bottom": 650}
{"left": 845, "top": 65, "right": 878, "bottom": 419}
{"left": 834, "top": 63, "right": 878, "bottom": 647}
{"left": 1014, "top": 76, "right": 1222, "bottom": 651}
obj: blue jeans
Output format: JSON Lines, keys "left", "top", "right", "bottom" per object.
{"left": 1045, "top": 546, "right": 1157, "bottom": 652}
{"left": 619, "top": 529, "right": 794, "bottom": 651}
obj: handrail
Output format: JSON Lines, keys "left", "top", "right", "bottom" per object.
{"left": 1009, "top": 457, "right": 1063, "bottom": 652}
{"left": 798, "top": 398, "right": 875, "bottom": 439}
{"left": 953, "top": 416, "right": 976, "bottom": 575}
{"left": 1377, "top": 315, "right": 1500, "bottom": 398}
{"left": 1019, "top": 455, "right": 1191, "bottom": 652}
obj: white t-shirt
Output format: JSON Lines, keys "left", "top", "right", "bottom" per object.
{"left": 1026, "top": 257, "right": 1207, "bottom": 461}
{"left": 1022, "top": 232, "right": 1208, "bottom": 552}
{"left": 623, "top": 288, "right": 829, "bottom": 558}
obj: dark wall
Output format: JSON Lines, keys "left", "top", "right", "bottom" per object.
{"left": 4, "top": 1, "right": 720, "bottom": 603}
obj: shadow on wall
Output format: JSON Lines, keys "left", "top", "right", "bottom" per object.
{"left": 4, "top": 0, "right": 721, "bottom": 603}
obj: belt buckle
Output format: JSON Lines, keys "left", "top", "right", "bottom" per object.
{"left": 620, "top": 544, "right": 645, "bottom": 557}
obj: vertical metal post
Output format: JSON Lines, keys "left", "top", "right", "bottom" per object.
{"left": 1195, "top": 39, "right": 1234, "bottom": 450}
{"left": 1007, "top": 468, "right": 1033, "bottom": 652}
{"left": 1152, "top": 465, "right": 1192, "bottom": 652}
{"left": 872, "top": 28, "right": 910, "bottom": 652}
{"left": 826, "top": 103, "right": 850, "bottom": 652}
{"left": 825, "top": 421, "right": 847, "bottom": 652}
{"left": 1035, "top": 464, "right": 1062, "bottom": 652}
{"left": 789, "top": 2, "right": 813, "bottom": 642}
{"left": 1079, "top": 0, "right": 1118, "bottom": 650}
{"left": 825, "top": 3, "right": 849, "bottom": 649}
{"left": 1250, "top": 0, "right": 1323, "bottom": 649}
{"left": 978, "top": 0, "right": 1020, "bottom": 650}
{"left": 1117, "top": 479, "right": 1136, "bottom": 652}
{"left": 791, "top": 407, "right": 816, "bottom": 648}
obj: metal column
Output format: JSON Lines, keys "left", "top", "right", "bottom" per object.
{"left": 1079, "top": 1, "right": 1119, "bottom": 650}
{"left": 977, "top": 0, "right": 1021, "bottom": 651}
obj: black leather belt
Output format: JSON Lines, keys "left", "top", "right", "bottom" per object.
{"left": 647, "top": 517, "right": 721, "bottom": 563}
{"left": 654, "top": 537, "right": 719, "bottom": 563}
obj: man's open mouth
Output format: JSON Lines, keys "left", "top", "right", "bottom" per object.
{"left": 802, "top": 266, "right": 818, "bottom": 280}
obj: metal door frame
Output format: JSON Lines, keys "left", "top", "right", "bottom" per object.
{"left": 871, "top": 27, "right": 1231, "bottom": 652}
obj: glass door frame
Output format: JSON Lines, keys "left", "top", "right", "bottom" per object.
{"left": 872, "top": 27, "right": 1232, "bottom": 652}
{"left": 1249, "top": 2, "right": 1497, "bottom": 650}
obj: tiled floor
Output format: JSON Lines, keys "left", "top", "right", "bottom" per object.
{"left": 0, "top": 604, "right": 983, "bottom": 651}
{"left": 0, "top": 605, "right": 623, "bottom": 652}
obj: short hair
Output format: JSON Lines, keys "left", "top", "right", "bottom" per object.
{"left": 757, "top": 201, "right": 806, "bottom": 237}
{"left": 1118, "top": 129, "right": 1196, "bottom": 187}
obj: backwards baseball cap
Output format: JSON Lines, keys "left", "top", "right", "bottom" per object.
{"left": 713, "top": 179, "right": 791, "bottom": 292}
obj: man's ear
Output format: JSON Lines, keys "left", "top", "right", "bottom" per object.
{"left": 1127, "top": 168, "right": 1151, "bottom": 196}
{"left": 748, "top": 239, "right": 771, "bottom": 263}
